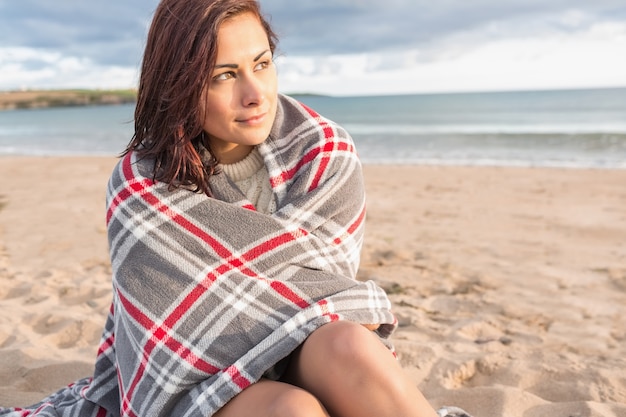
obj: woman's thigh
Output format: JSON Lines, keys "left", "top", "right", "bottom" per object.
{"left": 281, "top": 320, "right": 437, "bottom": 417}
{"left": 282, "top": 320, "right": 395, "bottom": 390}
{"left": 214, "top": 379, "right": 329, "bottom": 417}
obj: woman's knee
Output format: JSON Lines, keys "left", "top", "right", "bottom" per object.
{"left": 215, "top": 380, "right": 327, "bottom": 417}
{"left": 269, "top": 387, "right": 328, "bottom": 417}
{"left": 310, "top": 320, "right": 389, "bottom": 365}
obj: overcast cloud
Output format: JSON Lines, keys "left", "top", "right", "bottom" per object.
{"left": 1, "top": 0, "right": 625, "bottom": 95}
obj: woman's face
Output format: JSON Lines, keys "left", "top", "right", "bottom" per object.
{"left": 202, "top": 12, "right": 278, "bottom": 164}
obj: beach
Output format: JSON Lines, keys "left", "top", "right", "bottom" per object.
{"left": 1, "top": 157, "right": 625, "bottom": 416}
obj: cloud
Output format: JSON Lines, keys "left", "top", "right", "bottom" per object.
{"left": 275, "top": 19, "right": 626, "bottom": 95}
{"left": 262, "top": 1, "right": 626, "bottom": 55}
{"left": 0, "top": 0, "right": 153, "bottom": 66}
{"left": 0, "top": 47, "right": 138, "bottom": 90}
{"left": 0, "top": 0, "right": 625, "bottom": 94}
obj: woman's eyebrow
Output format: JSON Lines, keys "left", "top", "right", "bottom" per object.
{"left": 214, "top": 50, "right": 271, "bottom": 69}
{"left": 253, "top": 49, "right": 271, "bottom": 61}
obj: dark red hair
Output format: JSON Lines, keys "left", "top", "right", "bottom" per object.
{"left": 124, "top": 0, "right": 278, "bottom": 196}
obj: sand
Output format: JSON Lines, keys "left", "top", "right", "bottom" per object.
{"left": 1, "top": 157, "right": 625, "bottom": 416}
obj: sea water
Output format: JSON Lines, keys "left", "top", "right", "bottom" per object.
{"left": 0, "top": 104, "right": 134, "bottom": 157}
{"left": 1, "top": 87, "right": 625, "bottom": 168}
{"left": 297, "top": 88, "right": 626, "bottom": 168}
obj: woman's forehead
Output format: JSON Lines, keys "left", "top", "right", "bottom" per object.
{"left": 214, "top": 13, "right": 269, "bottom": 62}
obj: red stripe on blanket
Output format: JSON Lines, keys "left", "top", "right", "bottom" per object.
{"left": 120, "top": 397, "right": 137, "bottom": 417}
{"left": 242, "top": 229, "right": 312, "bottom": 308}
{"left": 300, "top": 103, "right": 335, "bottom": 192}
{"left": 26, "top": 402, "right": 51, "bottom": 416}
{"left": 269, "top": 142, "right": 320, "bottom": 188}
{"left": 138, "top": 194, "right": 316, "bottom": 320}
{"left": 118, "top": 290, "right": 220, "bottom": 375}
{"left": 118, "top": 290, "right": 220, "bottom": 416}
{"left": 269, "top": 138, "right": 354, "bottom": 190}
{"left": 270, "top": 102, "right": 355, "bottom": 190}
{"left": 118, "top": 290, "right": 220, "bottom": 415}
{"left": 118, "top": 369, "right": 138, "bottom": 417}
{"left": 96, "top": 406, "right": 109, "bottom": 417}
{"left": 112, "top": 156, "right": 240, "bottom": 264}
{"left": 333, "top": 205, "right": 366, "bottom": 245}
{"left": 226, "top": 365, "right": 252, "bottom": 389}
{"left": 309, "top": 141, "right": 332, "bottom": 192}
{"left": 300, "top": 103, "right": 334, "bottom": 139}
{"left": 95, "top": 303, "right": 115, "bottom": 357}
{"left": 317, "top": 299, "right": 340, "bottom": 322}
{"left": 10, "top": 408, "right": 31, "bottom": 417}
{"left": 106, "top": 154, "right": 154, "bottom": 225}
{"left": 243, "top": 228, "right": 308, "bottom": 260}
{"left": 96, "top": 333, "right": 115, "bottom": 357}
{"left": 270, "top": 281, "right": 309, "bottom": 308}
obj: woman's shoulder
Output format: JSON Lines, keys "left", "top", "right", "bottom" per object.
{"left": 260, "top": 94, "right": 359, "bottom": 192}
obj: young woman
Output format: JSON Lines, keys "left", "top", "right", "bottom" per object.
{"left": 1, "top": 1, "right": 467, "bottom": 416}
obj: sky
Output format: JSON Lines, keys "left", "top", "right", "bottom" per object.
{"left": 1, "top": 0, "right": 625, "bottom": 96}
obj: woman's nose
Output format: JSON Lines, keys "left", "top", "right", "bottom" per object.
{"left": 240, "top": 75, "right": 265, "bottom": 107}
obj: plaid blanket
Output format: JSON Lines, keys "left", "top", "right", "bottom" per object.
{"left": 1, "top": 95, "right": 396, "bottom": 417}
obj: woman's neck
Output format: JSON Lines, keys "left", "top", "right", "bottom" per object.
{"left": 215, "top": 144, "right": 254, "bottom": 164}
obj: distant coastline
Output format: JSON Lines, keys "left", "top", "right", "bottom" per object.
{"left": 0, "top": 89, "right": 137, "bottom": 111}
{"left": 0, "top": 89, "right": 328, "bottom": 111}
{"left": 2, "top": 87, "right": 622, "bottom": 111}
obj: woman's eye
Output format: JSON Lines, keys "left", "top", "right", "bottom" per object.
{"left": 254, "top": 60, "right": 270, "bottom": 71}
{"left": 213, "top": 71, "right": 235, "bottom": 81}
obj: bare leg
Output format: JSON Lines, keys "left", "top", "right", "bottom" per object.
{"left": 282, "top": 320, "right": 438, "bottom": 417}
{"left": 214, "top": 379, "right": 329, "bottom": 417}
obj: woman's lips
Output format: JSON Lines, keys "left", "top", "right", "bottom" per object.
{"left": 237, "top": 112, "right": 267, "bottom": 125}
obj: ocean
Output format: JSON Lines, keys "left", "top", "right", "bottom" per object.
{"left": 1, "top": 87, "right": 625, "bottom": 168}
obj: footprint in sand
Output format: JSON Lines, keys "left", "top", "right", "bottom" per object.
{"left": 0, "top": 281, "right": 33, "bottom": 300}
{"left": 24, "top": 314, "right": 102, "bottom": 349}
{"left": 440, "top": 359, "right": 479, "bottom": 389}
{"left": 57, "top": 285, "right": 111, "bottom": 307}
{"left": 605, "top": 268, "right": 626, "bottom": 292}
{"left": 455, "top": 319, "right": 512, "bottom": 346}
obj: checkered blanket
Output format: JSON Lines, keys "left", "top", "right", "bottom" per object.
{"left": 2, "top": 95, "right": 396, "bottom": 417}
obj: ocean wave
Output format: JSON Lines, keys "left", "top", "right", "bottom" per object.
{"left": 358, "top": 156, "right": 626, "bottom": 170}
{"left": 344, "top": 123, "right": 626, "bottom": 135}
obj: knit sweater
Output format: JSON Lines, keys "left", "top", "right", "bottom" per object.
{"left": 221, "top": 147, "right": 276, "bottom": 214}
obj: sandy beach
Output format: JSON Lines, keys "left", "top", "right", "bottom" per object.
{"left": 1, "top": 157, "right": 625, "bottom": 416}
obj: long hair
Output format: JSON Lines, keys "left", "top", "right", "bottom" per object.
{"left": 124, "top": 0, "right": 278, "bottom": 196}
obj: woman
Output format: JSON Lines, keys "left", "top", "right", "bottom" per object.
{"left": 1, "top": 1, "right": 457, "bottom": 416}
